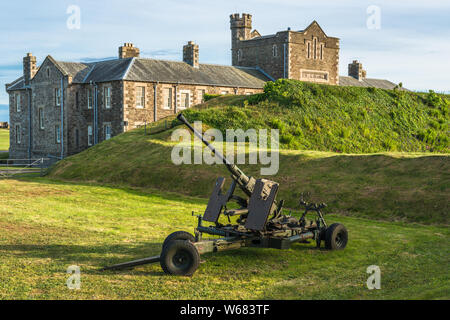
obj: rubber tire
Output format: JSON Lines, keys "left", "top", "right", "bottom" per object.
{"left": 162, "top": 231, "right": 195, "bottom": 250}
{"left": 325, "top": 223, "right": 348, "bottom": 250}
{"left": 160, "top": 240, "right": 200, "bottom": 276}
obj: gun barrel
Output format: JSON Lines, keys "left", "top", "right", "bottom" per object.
{"left": 177, "top": 113, "right": 253, "bottom": 196}
{"left": 177, "top": 113, "right": 230, "bottom": 166}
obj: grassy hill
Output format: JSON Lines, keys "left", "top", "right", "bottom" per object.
{"left": 48, "top": 128, "right": 449, "bottom": 225}
{"left": 182, "top": 80, "right": 449, "bottom": 153}
{"left": 48, "top": 80, "right": 449, "bottom": 225}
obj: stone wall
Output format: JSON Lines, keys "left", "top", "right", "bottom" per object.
{"left": 8, "top": 89, "right": 29, "bottom": 159}
{"left": 123, "top": 81, "right": 261, "bottom": 130}
{"left": 288, "top": 23, "right": 339, "bottom": 85}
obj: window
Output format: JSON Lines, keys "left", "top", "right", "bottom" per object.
{"left": 313, "top": 38, "right": 317, "bottom": 60}
{"left": 272, "top": 45, "right": 278, "bottom": 57}
{"left": 197, "top": 89, "right": 205, "bottom": 103}
{"left": 320, "top": 44, "right": 324, "bottom": 60}
{"left": 47, "top": 67, "right": 50, "bottom": 78}
{"left": 15, "top": 124, "right": 21, "bottom": 144}
{"left": 136, "top": 86, "right": 145, "bottom": 108}
{"left": 180, "top": 91, "right": 190, "bottom": 109}
{"left": 39, "top": 108, "right": 44, "bottom": 129}
{"left": 88, "top": 125, "right": 93, "bottom": 146}
{"left": 55, "top": 88, "right": 61, "bottom": 106}
{"left": 87, "top": 88, "right": 93, "bottom": 109}
{"left": 76, "top": 91, "right": 80, "bottom": 110}
{"left": 237, "top": 49, "right": 243, "bottom": 62}
{"left": 104, "top": 87, "right": 111, "bottom": 109}
{"left": 15, "top": 93, "right": 21, "bottom": 112}
{"left": 104, "top": 124, "right": 112, "bottom": 140}
{"left": 307, "top": 42, "right": 311, "bottom": 59}
{"left": 163, "top": 88, "right": 173, "bottom": 109}
{"left": 55, "top": 125, "right": 61, "bottom": 144}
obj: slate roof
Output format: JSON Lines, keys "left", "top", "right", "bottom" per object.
{"left": 7, "top": 56, "right": 270, "bottom": 90}
{"left": 339, "top": 76, "right": 400, "bottom": 90}
{"left": 6, "top": 55, "right": 401, "bottom": 91}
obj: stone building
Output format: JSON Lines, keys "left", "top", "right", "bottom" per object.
{"left": 6, "top": 13, "right": 400, "bottom": 159}
{"left": 231, "top": 14, "right": 340, "bottom": 85}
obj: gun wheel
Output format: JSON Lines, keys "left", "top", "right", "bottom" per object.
{"left": 162, "top": 231, "right": 195, "bottom": 250}
{"left": 160, "top": 240, "right": 200, "bottom": 276}
{"left": 325, "top": 223, "right": 348, "bottom": 250}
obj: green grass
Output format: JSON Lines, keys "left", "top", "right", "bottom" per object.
{"left": 0, "top": 129, "right": 9, "bottom": 151}
{"left": 49, "top": 128, "right": 450, "bottom": 225}
{"left": 182, "top": 80, "right": 449, "bottom": 153}
{"left": 0, "top": 178, "right": 448, "bottom": 299}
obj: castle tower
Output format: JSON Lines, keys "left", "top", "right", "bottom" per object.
{"left": 183, "top": 41, "right": 199, "bottom": 68}
{"left": 348, "top": 60, "right": 367, "bottom": 81}
{"left": 119, "top": 43, "right": 140, "bottom": 59}
{"left": 230, "top": 13, "right": 252, "bottom": 66}
{"left": 23, "top": 53, "right": 37, "bottom": 86}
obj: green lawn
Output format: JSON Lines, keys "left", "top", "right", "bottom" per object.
{"left": 0, "top": 178, "right": 448, "bottom": 299}
{"left": 0, "top": 129, "right": 9, "bottom": 151}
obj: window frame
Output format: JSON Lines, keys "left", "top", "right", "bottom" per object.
{"left": 197, "top": 89, "right": 205, "bottom": 103}
{"left": 55, "top": 88, "right": 61, "bottom": 106}
{"left": 15, "top": 93, "right": 21, "bottom": 112}
{"left": 88, "top": 125, "right": 93, "bottom": 146}
{"left": 272, "top": 44, "right": 278, "bottom": 57}
{"left": 104, "top": 124, "right": 112, "bottom": 140}
{"left": 163, "top": 87, "right": 173, "bottom": 110}
{"left": 15, "top": 124, "right": 21, "bottom": 144}
{"left": 55, "top": 124, "right": 61, "bottom": 144}
{"left": 39, "top": 108, "right": 44, "bottom": 130}
{"left": 136, "top": 86, "right": 145, "bottom": 108}
{"left": 87, "top": 88, "right": 93, "bottom": 109}
{"left": 104, "top": 87, "right": 111, "bottom": 109}
{"left": 179, "top": 90, "right": 191, "bottom": 110}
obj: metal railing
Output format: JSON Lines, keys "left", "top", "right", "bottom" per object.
{"left": 0, "top": 158, "right": 51, "bottom": 178}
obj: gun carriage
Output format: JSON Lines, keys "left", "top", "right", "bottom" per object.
{"left": 104, "top": 113, "right": 348, "bottom": 276}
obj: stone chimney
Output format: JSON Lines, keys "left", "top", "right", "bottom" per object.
{"left": 348, "top": 60, "right": 367, "bottom": 81}
{"left": 119, "top": 43, "right": 140, "bottom": 59}
{"left": 183, "top": 41, "right": 199, "bottom": 68}
{"left": 23, "top": 53, "right": 37, "bottom": 86}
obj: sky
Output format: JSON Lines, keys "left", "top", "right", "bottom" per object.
{"left": 0, "top": 0, "right": 449, "bottom": 121}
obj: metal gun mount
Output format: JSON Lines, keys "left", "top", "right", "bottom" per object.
{"left": 103, "top": 113, "right": 348, "bottom": 276}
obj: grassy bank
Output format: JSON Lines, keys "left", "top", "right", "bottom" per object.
{"left": 183, "top": 80, "right": 449, "bottom": 153}
{"left": 0, "top": 128, "right": 9, "bottom": 151}
{"left": 0, "top": 178, "right": 448, "bottom": 299}
{"left": 48, "top": 128, "right": 450, "bottom": 225}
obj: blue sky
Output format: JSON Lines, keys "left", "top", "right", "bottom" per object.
{"left": 1, "top": 0, "right": 449, "bottom": 121}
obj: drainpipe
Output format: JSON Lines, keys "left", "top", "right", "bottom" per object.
{"left": 27, "top": 88, "right": 32, "bottom": 159}
{"left": 153, "top": 82, "right": 158, "bottom": 122}
{"left": 283, "top": 43, "right": 286, "bottom": 78}
{"left": 92, "top": 82, "right": 99, "bottom": 145}
{"left": 60, "top": 77, "right": 64, "bottom": 159}
{"left": 174, "top": 83, "right": 178, "bottom": 114}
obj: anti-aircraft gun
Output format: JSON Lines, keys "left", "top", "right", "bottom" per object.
{"left": 103, "top": 113, "right": 348, "bottom": 276}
